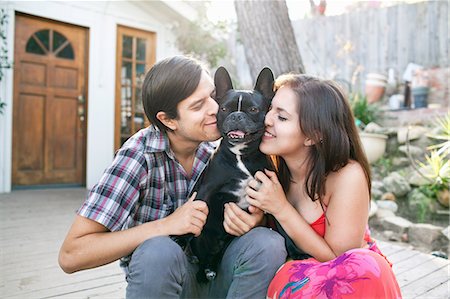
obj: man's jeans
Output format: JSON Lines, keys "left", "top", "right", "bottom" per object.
{"left": 125, "top": 227, "right": 286, "bottom": 298}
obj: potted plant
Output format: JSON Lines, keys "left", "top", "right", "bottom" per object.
{"left": 350, "top": 93, "right": 387, "bottom": 164}
{"left": 411, "top": 69, "right": 430, "bottom": 108}
{"left": 365, "top": 72, "right": 387, "bottom": 103}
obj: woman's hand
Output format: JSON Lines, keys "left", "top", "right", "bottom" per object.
{"left": 245, "top": 169, "right": 290, "bottom": 217}
{"left": 223, "top": 203, "right": 265, "bottom": 236}
{"left": 163, "top": 192, "right": 209, "bottom": 237}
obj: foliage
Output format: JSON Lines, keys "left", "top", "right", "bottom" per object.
{"left": 350, "top": 93, "right": 380, "bottom": 128}
{"left": 373, "top": 156, "right": 394, "bottom": 178}
{"left": 410, "top": 113, "right": 450, "bottom": 204}
{"left": 0, "top": 9, "right": 13, "bottom": 114}
{"left": 174, "top": 3, "right": 227, "bottom": 68}
{"left": 417, "top": 150, "right": 450, "bottom": 190}
{"left": 426, "top": 113, "right": 450, "bottom": 156}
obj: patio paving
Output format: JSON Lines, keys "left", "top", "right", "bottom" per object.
{"left": 0, "top": 188, "right": 448, "bottom": 298}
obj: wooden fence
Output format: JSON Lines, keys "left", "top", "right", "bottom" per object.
{"left": 292, "top": 1, "right": 449, "bottom": 94}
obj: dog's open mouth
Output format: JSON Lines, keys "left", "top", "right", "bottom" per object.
{"left": 227, "top": 130, "right": 247, "bottom": 139}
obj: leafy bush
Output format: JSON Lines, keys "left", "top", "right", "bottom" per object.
{"left": 350, "top": 93, "right": 380, "bottom": 127}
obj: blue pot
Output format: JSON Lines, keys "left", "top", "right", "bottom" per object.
{"left": 411, "top": 87, "right": 429, "bottom": 108}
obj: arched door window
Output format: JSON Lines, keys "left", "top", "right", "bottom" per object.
{"left": 25, "top": 29, "right": 74, "bottom": 59}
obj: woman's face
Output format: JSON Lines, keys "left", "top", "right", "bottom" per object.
{"left": 260, "top": 86, "right": 309, "bottom": 158}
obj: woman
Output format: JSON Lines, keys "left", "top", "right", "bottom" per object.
{"left": 245, "top": 74, "right": 402, "bottom": 298}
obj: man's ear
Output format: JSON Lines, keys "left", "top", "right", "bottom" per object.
{"left": 156, "top": 111, "right": 177, "bottom": 131}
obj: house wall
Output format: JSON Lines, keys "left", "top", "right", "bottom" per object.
{"left": 0, "top": 1, "right": 185, "bottom": 192}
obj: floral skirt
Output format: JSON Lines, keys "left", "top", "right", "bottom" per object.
{"left": 267, "top": 246, "right": 402, "bottom": 299}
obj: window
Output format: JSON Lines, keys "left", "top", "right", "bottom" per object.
{"left": 25, "top": 29, "right": 74, "bottom": 59}
{"left": 115, "top": 26, "right": 156, "bottom": 149}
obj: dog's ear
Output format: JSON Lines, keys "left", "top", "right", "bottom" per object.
{"left": 254, "top": 67, "right": 275, "bottom": 102}
{"left": 214, "top": 67, "right": 233, "bottom": 102}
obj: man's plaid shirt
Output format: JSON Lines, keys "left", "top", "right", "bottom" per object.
{"left": 78, "top": 124, "right": 214, "bottom": 235}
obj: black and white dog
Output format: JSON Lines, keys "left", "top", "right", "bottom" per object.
{"left": 188, "top": 66, "right": 275, "bottom": 283}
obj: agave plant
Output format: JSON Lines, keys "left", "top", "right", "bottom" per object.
{"left": 426, "top": 113, "right": 450, "bottom": 156}
{"left": 417, "top": 150, "right": 450, "bottom": 186}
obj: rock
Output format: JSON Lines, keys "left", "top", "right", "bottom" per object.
{"left": 407, "top": 189, "right": 437, "bottom": 219}
{"left": 409, "top": 172, "right": 432, "bottom": 186}
{"left": 381, "top": 216, "right": 412, "bottom": 235}
{"left": 371, "top": 188, "right": 383, "bottom": 201}
{"left": 437, "top": 189, "right": 449, "bottom": 208}
{"left": 382, "top": 172, "right": 411, "bottom": 197}
{"left": 382, "top": 230, "right": 400, "bottom": 242}
{"left": 408, "top": 223, "right": 447, "bottom": 251}
{"left": 376, "top": 208, "right": 396, "bottom": 219}
{"left": 398, "top": 145, "right": 424, "bottom": 158}
{"left": 371, "top": 180, "right": 385, "bottom": 191}
{"left": 392, "top": 157, "right": 410, "bottom": 168}
{"left": 442, "top": 226, "right": 450, "bottom": 240}
{"left": 381, "top": 192, "right": 396, "bottom": 201}
{"left": 364, "top": 122, "right": 384, "bottom": 133}
{"left": 397, "top": 126, "right": 428, "bottom": 144}
{"left": 370, "top": 180, "right": 385, "bottom": 200}
{"left": 376, "top": 200, "right": 398, "bottom": 212}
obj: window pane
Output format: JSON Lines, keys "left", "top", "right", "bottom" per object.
{"left": 122, "top": 35, "right": 133, "bottom": 58}
{"left": 35, "top": 30, "right": 50, "bottom": 51}
{"left": 136, "top": 63, "right": 146, "bottom": 78}
{"left": 136, "top": 38, "right": 146, "bottom": 61}
{"left": 57, "top": 44, "right": 75, "bottom": 60}
{"left": 121, "top": 62, "right": 132, "bottom": 82}
{"left": 26, "top": 37, "right": 46, "bottom": 55}
{"left": 53, "top": 31, "right": 67, "bottom": 51}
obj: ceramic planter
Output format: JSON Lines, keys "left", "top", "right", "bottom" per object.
{"left": 359, "top": 132, "right": 388, "bottom": 164}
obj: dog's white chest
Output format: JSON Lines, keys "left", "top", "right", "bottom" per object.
{"left": 231, "top": 155, "right": 253, "bottom": 209}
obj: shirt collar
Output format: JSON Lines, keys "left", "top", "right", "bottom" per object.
{"left": 145, "top": 124, "right": 170, "bottom": 153}
{"left": 144, "top": 124, "right": 216, "bottom": 158}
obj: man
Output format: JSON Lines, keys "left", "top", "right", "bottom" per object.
{"left": 59, "top": 56, "right": 286, "bottom": 298}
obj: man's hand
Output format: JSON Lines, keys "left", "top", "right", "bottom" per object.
{"left": 163, "top": 192, "right": 209, "bottom": 237}
{"left": 223, "top": 202, "right": 264, "bottom": 236}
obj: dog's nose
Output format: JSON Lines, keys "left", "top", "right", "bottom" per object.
{"left": 230, "top": 112, "right": 245, "bottom": 121}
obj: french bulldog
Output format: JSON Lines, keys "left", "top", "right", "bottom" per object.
{"left": 189, "top": 66, "right": 275, "bottom": 283}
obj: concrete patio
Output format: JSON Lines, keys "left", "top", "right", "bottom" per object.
{"left": 0, "top": 188, "right": 448, "bottom": 298}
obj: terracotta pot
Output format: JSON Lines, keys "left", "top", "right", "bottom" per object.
{"left": 437, "top": 189, "right": 449, "bottom": 208}
{"left": 365, "top": 73, "right": 387, "bottom": 103}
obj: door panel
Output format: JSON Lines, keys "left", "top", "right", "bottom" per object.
{"left": 13, "top": 14, "right": 88, "bottom": 186}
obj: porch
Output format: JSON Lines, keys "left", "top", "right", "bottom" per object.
{"left": 0, "top": 188, "right": 448, "bottom": 298}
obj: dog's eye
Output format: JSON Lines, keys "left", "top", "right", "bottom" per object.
{"left": 221, "top": 107, "right": 227, "bottom": 112}
{"left": 249, "top": 107, "right": 259, "bottom": 113}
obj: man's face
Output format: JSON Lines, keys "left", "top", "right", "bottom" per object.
{"left": 172, "top": 70, "right": 220, "bottom": 143}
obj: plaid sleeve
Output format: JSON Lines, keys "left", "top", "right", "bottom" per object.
{"left": 78, "top": 147, "right": 148, "bottom": 232}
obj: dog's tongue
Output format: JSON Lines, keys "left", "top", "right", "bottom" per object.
{"left": 227, "top": 130, "right": 246, "bottom": 139}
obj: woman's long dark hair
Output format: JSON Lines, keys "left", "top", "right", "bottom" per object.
{"left": 273, "top": 74, "right": 371, "bottom": 206}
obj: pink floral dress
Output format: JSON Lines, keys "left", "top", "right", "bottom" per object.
{"left": 267, "top": 214, "right": 402, "bottom": 298}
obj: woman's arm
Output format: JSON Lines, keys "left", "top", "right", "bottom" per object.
{"left": 246, "top": 164, "right": 369, "bottom": 262}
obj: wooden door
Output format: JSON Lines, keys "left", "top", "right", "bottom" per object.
{"left": 115, "top": 25, "right": 156, "bottom": 149}
{"left": 12, "top": 14, "right": 88, "bottom": 186}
